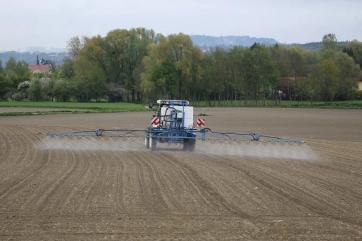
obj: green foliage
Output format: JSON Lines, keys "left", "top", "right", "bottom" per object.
{"left": 343, "top": 40, "right": 362, "bottom": 69}
{"left": 322, "top": 33, "right": 338, "bottom": 50}
{"left": 242, "top": 44, "right": 278, "bottom": 100}
{"left": 0, "top": 61, "right": 10, "bottom": 99}
{"left": 1, "top": 30, "right": 361, "bottom": 105}
{"left": 0, "top": 101, "right": 146, "bottom": 112}
{"left": 52, "top": 79, "right": 75, "bottom": 101}
{"left": 5, "top": 58, "right": 31, "bottom": 88}
{"left": 69, "top": 28, "right": 156, "bottom": 102}
{"left": 29, "top": 79, "right": 43, "bottom": 101}
{"left": 141, "top": 33, "right": 202, "bottom": 100}
{"left": 67, "top": 36, "right": 83, "bottom": 58}
{"left": 200, "top": 48, "right": 230, "bottom": 100}
{"left": 59, "top": 59, "right": 75, "bottom": 79}
{"left": 311, "top": 51, "right": 359, "bottom": 101}
{"left": 0, "top": 58, "right": 31, "bottom": 99}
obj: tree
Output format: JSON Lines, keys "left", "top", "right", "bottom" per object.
{"left": 59, "top": 58, "right": 75, "bottom": 79}
{"left": 334, "top": 52, "right": 360, "bottom": 100}
{"left": 16, "top": 61, "right": 31, "bottom": 85}
{"left": 29, "top": 79, "right": 43, "bottom": 101}
{"left": 343, "top": 40, "right": 362, "bottom": 69}
{"left": 227, "top": 47, "right": 246, "bottom": 101}
{"left": 311, "top": 51, "right": 359, "bottom": 101}
{"left": 20, "top": 30, "right": 360, "bottom": 103}
{"left": 313, "top": 58, "right": 338, "bottom": 101}
{"left": 0, "top": 61, "right": 10, "bottom": 99}
{"left": 5, "top": 57, "right": 18, "bottom": 88}
{"left": 322, "top": 33, "right": 338, "bottom": 50}
{"left": 70, "top": 28, "right": 156, "bottom": 102}
{"left": 72, "top": 35, "right": 108, "bottom": 101}
{"left": 141, "top": 33, "right": 202, "bottom": 100}
{"left": 52, "top": 79, "right": 75, "bottom": 101}
{"left": 68, "top": 36, "right": 84, "bottom": 58}
{"left": 242, "top": 44, "right": 278, "bottom": 102}
{"left": 2, "top": 58, "right": 31, "bottom": 98}
{"left": 103, "top": 28, "right": 156, "bottom": 101}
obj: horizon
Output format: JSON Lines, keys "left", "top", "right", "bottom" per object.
{"left": 1, "top": 0, "right": 362, "bottom": 52}
{"left": 0, "top": 33, "right": 359, "bottom": 53}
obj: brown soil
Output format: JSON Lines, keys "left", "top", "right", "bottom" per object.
{"left": 0, "top": 108, "right": 362, "bottom": 240}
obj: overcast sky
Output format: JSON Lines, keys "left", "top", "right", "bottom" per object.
{"left": 0, "top": 0, "right": 361, "bottom": 51}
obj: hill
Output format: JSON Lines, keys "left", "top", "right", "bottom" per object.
{"left": 191, "top": 35, "right": 278, "bottom": 49}
{"left": 0, "top": 51, "right": 68, "bottom": 66}
{"left": 0, "top": 37, "right": 352, "bottom": 66}
{"left": 286, "top": 41, "right": 349, "bottom": 51}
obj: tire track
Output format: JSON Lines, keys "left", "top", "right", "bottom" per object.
{"left": 44, "top": 138, "right": 96, "bottom": 212}
{"left": 132, "top": 152, "right": 152, "bottom": 213}
{"left": 156, "top": 152, "right": 217, "bottom": 212}
{"left": 0, "top": 127, "right": 29, "bottom": 180}
{"left": 252, "top": 158, "right": 362, "bottom": 202}
{"left": 20, "top": 149, "right": 56, "bottom": 209}
{"left": 132, "top": 152, "right": 169, "bottom": 213}
{"left": 160, "top": 152, "right": 251, "bottom": 218}
{"left": 19, "top": 129, "right": 74, "bottom": 209}
{"left": 109, "top": 150, "right": 125, "bottom": 214}
{"left": 311, "top": 140, "right": 362, "bottom": 162}
{"left": 0, "top": 128, "right": 49, "bottom": 203}
{"left": 211, "top": 156, "right": 362, "bottom": 227}
{"left": 81, "top": 149, "right": 108, "bottom": 213}
{"left": 139, "top": 153, "right": 183, "bottom": 212}
{"left": 0, "top": 127, "right": 11, "bottom": 162}
{"left": 1, "top": 110, "right": 362, "bottom": 240}
{"left": 74, "top": 149, "right": 103, "bottom": 213}
{"left": 55, "top": 151, "right": 91, "bottom": 210}
{"left": 183, "top": 153, "right": 279, "bottom": 216}
{"left": 34, "top": 149, "right": 79, "bottom": 211}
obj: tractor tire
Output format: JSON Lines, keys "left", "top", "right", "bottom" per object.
{"left": 183, "top": 138, "right": 196, "bottom": 152}
{"left": 145, "top": 136, "right": 150, "bottom": 149}
{"left": 150, "top": 136, "right": 157, "bottom": 151}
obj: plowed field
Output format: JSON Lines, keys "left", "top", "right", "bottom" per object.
{"left": 0, "top": 108, "right": 361, "bottom": 240}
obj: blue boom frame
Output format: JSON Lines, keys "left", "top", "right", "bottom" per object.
{"left": 48, "top": 100, "right": 304, "bottom": 151}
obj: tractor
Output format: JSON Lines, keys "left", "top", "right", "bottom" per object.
{"left": 48, "top": 99, "right": 304, "bottom": 150}
{"left": 145, "top": 100, "right": 198, "bottom": 151}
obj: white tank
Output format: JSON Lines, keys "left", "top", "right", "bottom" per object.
{"left": 160, "top": 105, "right": 194, "bottom": 128}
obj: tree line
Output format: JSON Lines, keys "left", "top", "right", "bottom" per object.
{"left": 0, "top": 29, "right": 361, "bottom": 103}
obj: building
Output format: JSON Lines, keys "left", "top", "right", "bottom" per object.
{"left": 28, "top": 56, "right": 52, "bottom": 74}
{"left": 28, "top": 64, "right": 52, "bottom": 74}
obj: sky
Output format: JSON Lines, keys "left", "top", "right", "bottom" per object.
{"left": 0, "top": 0, "right": 362, "bottom": 51}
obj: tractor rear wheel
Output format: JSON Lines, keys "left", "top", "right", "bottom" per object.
{"left": 150, "top": 136, "right": 157, "bottom": 151}
{"left": 145, "top": 136, "right": 150, "bottom": 149}
{"left": 183, "top": 138, "right": 196, "bottom": 152}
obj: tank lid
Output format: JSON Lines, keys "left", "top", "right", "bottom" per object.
{"left": 156, "top": 100, "right": 190, "bottom": 106}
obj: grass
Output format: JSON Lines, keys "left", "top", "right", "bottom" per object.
{"left": 1, "top": 100, "right": 362, "bottom": 117}
{"left": 192, "top": 100, "right": 362, "bottom": 109}
{"left": 0, "top": 110, "right": 96, "bottom": 117}
{"left": 0, "top": 101, "right": 148, "bottom": 116}
{"left": 0, "top": 101, "right": 147, "bottom": 112}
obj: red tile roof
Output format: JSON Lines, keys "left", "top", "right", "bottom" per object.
{"left": 28, "top": 64, "right": 51, "bottom": 73}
